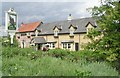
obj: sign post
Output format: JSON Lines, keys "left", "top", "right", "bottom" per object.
{"left": 5, "top": 8, "right": 18, "bottom": 46}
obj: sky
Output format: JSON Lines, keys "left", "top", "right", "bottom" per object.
{"left": 1, "top": 0, "right": 101, "bottom": 26}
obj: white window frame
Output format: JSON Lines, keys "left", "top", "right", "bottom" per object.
{"left": 54, "top": 31, "right": 58, "bottom": 36}
{"left": 62, "top": 43, "right": 72, "bottom": 50}
{"left": 70, "top": 29, "right": 74, "bottom": 36}
{"left": 47, "top": 43, "right": 55, "bottom": 49}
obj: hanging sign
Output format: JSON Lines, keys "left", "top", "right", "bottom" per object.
{"left": 5, "top": 8, "right": 18, "bottom": 32}
{"left": 5, "top": 8, "right": 18, "bottom": 45}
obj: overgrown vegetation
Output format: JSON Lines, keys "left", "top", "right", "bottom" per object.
{"left": 1, "top": 35, "right": 19, "bottom": 47}
{"left": 2, "top": 47, "right": 118, "bottom": 76}
{"left": 85, "top": 0, "right": 120, "bottom": 73}
{"left": 2, "top": 0, "right": 120, "bottom": 76}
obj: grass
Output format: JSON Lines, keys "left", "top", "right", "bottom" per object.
{"left": 2, "top": 47, "right": 119, "bottom": 76}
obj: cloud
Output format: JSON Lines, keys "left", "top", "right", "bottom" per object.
{"left": 2, "top": 1, "right": 100, "bottom": 25}
{"left": 2, "top": 0, "right": 95, "bottom": 2}
{"left": 24, "top": 15, "right": 45, "bottom": 23}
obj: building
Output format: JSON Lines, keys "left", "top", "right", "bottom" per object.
{"left": 16, "top": 21, "right": 43, "bottom": 48}
{"left": 16, "top": 15, "right": 97, "bottom": 51}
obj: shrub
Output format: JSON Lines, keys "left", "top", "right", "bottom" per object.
{"left": 2, "top": 47, "right": 42, "bottom": 60}
{"left": 80, "top": 62, "right": 118, "bottom": 76}
{"left": 47, "top": 49, "right": 70, "bottom": 59}
{"left": 2, "top": 54, "right": 118, "bottom": 76}
{"left": 2, "top": 47, "right": 119, "bottom": 76}
{"left": 1, "top": 36, "right": 19, "bottom": 47}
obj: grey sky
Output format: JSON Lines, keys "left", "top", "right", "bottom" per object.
{"left": 1, "top": 1, "right": 100, "bottom": 26}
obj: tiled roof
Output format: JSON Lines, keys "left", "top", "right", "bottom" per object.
{"left": 18, "top": 21, "right": 42, "bottom": 32}
{"left": 34, "top": 37, "right": 46, "bottom": 44}
{"left": 37, "top": 17, "right": 97, "bottom": 35}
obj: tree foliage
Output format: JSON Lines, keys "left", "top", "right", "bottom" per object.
{"left": 2, "top": 35, "right": 19, "bottom": 47}
{"left": 86, "top": 0, "right": 120, "bottom": 72}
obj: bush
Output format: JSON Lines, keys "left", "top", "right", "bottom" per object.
{"left": 47, "top": 49, "right": 70, "bottom": 59}
{"left": 2, "top": 47, "right": 119, "bottom": 76}
{"left": 2, "top": 47, "right": 42, "bottom": 60}
{"left": 2, "top": 55, "right": 118, "bottom": 76}
{"left": 1, "top": 36, "right": 19, "bottom": 47}
{"left": 80, "top": 62, "right": 118, "bottom": 76}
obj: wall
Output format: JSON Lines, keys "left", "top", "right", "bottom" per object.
{"left": 16, "top": 32, "right": 35, "bottom": 48}
{"left": 16, "top": 23, "right": 95, "bottom": 50}
{"left": 38, "top": 33, "right": 88, "bottom": 51}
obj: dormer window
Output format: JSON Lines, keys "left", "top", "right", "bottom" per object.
{"left": 88, "top": 28, "right": 93, "bottom": 32}
{"left": 70, "top": 29, "right": 74, "bottom": 36}
{"left": 86, "top": 22, "right": 95, "bottom": 34}
{"left": 54, "top": 30, "right": 58, "bottom": 37}
{"left": 69, "top": 24, "right": 77, "bottom": 37}
{"left": 53, "top": 26, "right": 62, "bottom": 38}
{"left": 35, "top": 29, "right": 40, "bottom": 36}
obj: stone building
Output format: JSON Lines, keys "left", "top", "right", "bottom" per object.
{"left": 16, "top": 21, "right": 43, "bottom": 48}
{"left": 16, "top": 15, "right": 97, "bottom": 51}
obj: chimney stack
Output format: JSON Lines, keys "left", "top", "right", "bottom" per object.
{"left": 67, "top": 14, "right": 72, "bottom": 21}
{"left": 21, "top": 22, "right": 24, "bottom": 26}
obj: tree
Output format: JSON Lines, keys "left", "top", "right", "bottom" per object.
{"left": 86, "top": 0, "right": 120, "bottom": 72}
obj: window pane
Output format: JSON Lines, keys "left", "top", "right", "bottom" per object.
{"left": 70, "top": 30, "right": 74, "bottom": 35}
{"left": 54, "top": 31, "right": 58, "bottom": 36}
{"left": 68, "top": 43, "right": 71, "bottom": 48}
{"left": 64, "top": 43, "right": 67, "bottom": 48}
{"left": 52, "top": 43, "right": 55, "bottom": 48}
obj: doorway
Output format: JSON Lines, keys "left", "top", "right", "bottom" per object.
{"left": 75, "top": 43, "right": 79, "bottom": 51}
{"left": 38, "top": 44, "right": 42, "bottom": 50}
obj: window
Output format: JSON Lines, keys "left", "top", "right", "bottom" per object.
{"left": 68, "top": 43, "right": 71, "bottom": 48}
{"left": 62, "top": 43, "right": 71, "bottom": 49}
{"left": 17, "top": 36, "right": 20, "bottom": 39}
{"left": 21, "top": 33, "right": 26, "bottom": 36}
{"left": 63, "top": 43, "right": 67, "bottom": 49}
{"left": 70, "top": 30, "right": 74, "bottom": 35}
{"left": 52, "top": 43, "right": 55, "bottom": 48}
{"left": 70, "top": 29, "right": 74, "bottom": 36}
{"left": 47, "top": 43, "right": 55, "bottom": 49}
{"left": 87, "top": 28, "right": 93, "bottom": 34}
{"left": 54, "top": 31, "right": 58, "bottom": 37}
{"left": 27, "top": 33, "right": 30, "bottom": 36}
{"left": 35, "top": 30, "right": 40, "bottom": 36}
{"left": 88, "top": 28, "right": 93, "bottom": 31}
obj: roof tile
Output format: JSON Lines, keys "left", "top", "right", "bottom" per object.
{"left": 18, "top": 21, "right": 42, "bottom": 32}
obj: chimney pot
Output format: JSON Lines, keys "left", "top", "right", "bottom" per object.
{"left": 67, "top": 14, "right": 72, "bottom": 21}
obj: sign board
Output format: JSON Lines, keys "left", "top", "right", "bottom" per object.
{"left": 5, "top": 8, "right": 18, "bottom": 32}
{"left": 5, "top": 8, "right": 18, "bottom": 45}
{"left": 7, "top": 13, "right": 17, "bottom": 30}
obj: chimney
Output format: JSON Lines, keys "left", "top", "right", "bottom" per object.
{"left": 67, "top": 14, "right": 72, "bottom": 21}
{"left": 21, "top": 22, "right": 24, "bottom": 26}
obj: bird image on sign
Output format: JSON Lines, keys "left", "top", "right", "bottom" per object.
{"left": 8, "top": 14, "right": 16, "bottom": 30}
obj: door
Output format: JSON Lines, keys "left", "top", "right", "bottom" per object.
{"left": 38, "top": 44, "right": 42, "bottom": 50}
{"left": 75, "top": 43, "right": 79, "bottom": 51}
